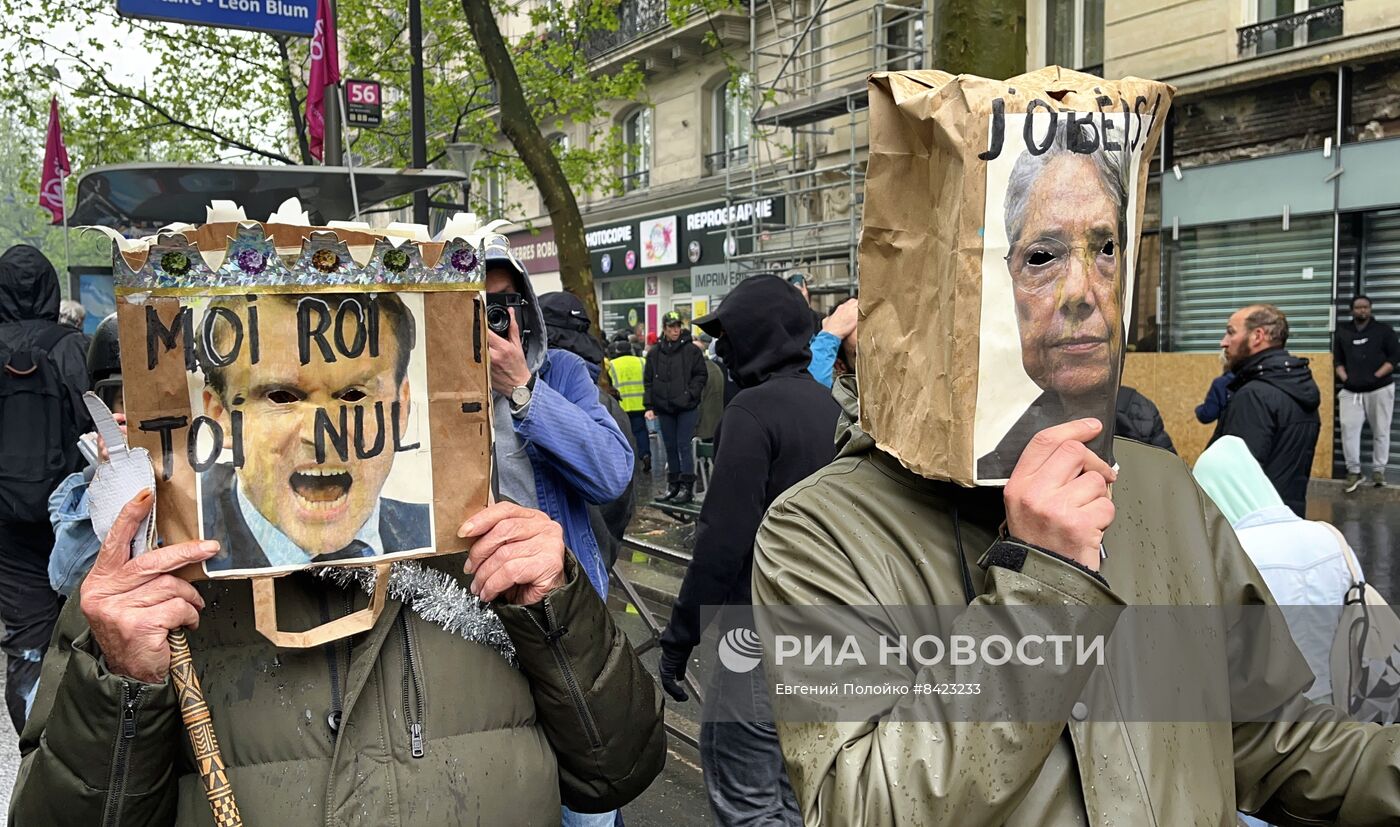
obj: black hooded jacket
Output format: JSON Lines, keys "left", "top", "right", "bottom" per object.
{"left": 643, "top": 328, "right": 707, "bottom": 414}
{"left": 0, "top": 245, "right": 91, "bottom": 431}
{"left": 1211, "top": 347, "right": 1321, "bottom": 517}
{"left": 539, "top": 291, "right": 606, "bottom": 367}
{"left": 1115, "top": 386, "right": 1175, "bottom": 453}
{"left": 660, "top": 274, "right": 842, "bottom": 656}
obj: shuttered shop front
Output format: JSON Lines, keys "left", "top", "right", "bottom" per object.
{"left": 1166, "top": 216, "right": 1335, "bottom": 352}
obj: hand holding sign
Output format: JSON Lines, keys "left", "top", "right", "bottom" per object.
{"left": 1003, "top": 419, "right": 1117, "bottom": 570}
{"left": 459, "top": 502, "right": 566, "bottom": 605}
{"left": 81, "top": 491, "right": 218, "bottom": 683}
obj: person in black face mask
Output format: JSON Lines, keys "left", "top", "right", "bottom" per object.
{"left": 1334, "top": 294, "right": 1400, "bottom": 491}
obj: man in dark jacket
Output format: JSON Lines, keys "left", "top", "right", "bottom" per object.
{"left": 1333, "top": 294, "right": 1399, "bottom": 490}
{"left": 657, "top": 274, "right": 841, "bottom": 826}
{"left": 644, "top": 311, "right": 708, "bottom": 503}
{"left": 1114, "top": 386, "right": 1175, "bottom": 453}
{"left": 0, "top": 244, "right": 91, "bottom": 733}
{"left": 1212, "top": 304, "right": 1321, "bottom": 517}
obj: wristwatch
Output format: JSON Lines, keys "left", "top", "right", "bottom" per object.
{"left": 508, "top": 380, "right": 533, "bottom": 415}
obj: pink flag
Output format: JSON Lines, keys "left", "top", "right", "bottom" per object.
{"left": 39, "top": 96, "right": 70, "bottom": 225}
{"left": 305, "top": 0, "right": 341, "bottom": 162}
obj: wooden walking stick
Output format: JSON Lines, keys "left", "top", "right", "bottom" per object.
{"left": 168, "top": 629, "right": 243, "bottom": 826}
{"left": 77, "top": 394, "right": 242, "bottom": 824}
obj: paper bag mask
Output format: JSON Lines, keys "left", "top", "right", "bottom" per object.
{"left": 858, "top": 67, "right": 1174, "bottom": 486}
{"left": 106, "top": 220, "right": 492, "bottom": 581}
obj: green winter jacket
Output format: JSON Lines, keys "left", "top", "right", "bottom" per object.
{"left": 752, "top": 375, "right": 1400, "bottom": 826}
{"left": 10, "top": 553, "right": 664, "bottom": 826}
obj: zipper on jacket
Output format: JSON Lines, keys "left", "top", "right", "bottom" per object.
{"left": 319, "top": 590, "right": 354, "bottom": 736}
{"left": 528, "top": 599, "right": 603, "bottom": 749}
{"left": 398, "top": 614, "right": 426, "bottom": 758}
{"left": 101, "top": 681, "right": 145, "bottom": 827}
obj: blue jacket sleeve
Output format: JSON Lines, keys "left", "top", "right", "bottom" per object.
{"left": 514, "top": 352, "right": 634, "bottom": 505}
{"left": 47, "top": 473, "right": 101, "bottom": 599}
{"left": 808, "top": 332, "right": 839, "bottom": 388}
{"left": 1196, "top": 374, "right": 1232, "bottom": 424}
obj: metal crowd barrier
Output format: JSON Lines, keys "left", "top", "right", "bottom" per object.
{"left": 611, "top": 534, "right": 704, "bottom": 749}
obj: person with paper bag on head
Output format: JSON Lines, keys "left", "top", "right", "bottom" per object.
{"left": 752, "top": 68, "right": 1400, "bottom": 826}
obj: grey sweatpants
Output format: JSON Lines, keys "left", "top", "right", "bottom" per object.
{"left": 1340, "top": 385, "right": 1396, "bottom": 475}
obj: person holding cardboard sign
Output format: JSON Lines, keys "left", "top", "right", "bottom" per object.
{"left": 12, "top": 217, "right": 663, "bottom": 826}
{"left": 752, "top": 68, "right": 1400, "bottom": 827}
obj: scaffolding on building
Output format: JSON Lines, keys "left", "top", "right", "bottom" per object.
{"left": 722, "top": 0, "right": 928, "bottom": 300}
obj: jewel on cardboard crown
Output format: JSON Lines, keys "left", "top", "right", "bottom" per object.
{"left": 91, "top": 199, "right": 520, "bottom": 292}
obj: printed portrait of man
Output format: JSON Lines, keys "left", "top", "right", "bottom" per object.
{"left": 199, "top": 292, "right": 431, "bottom": 573}
{"left": 976, "top": 123, "right": 1130, "bottom": 481}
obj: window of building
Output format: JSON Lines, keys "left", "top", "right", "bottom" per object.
{"left": 884, "top": 12, "right": 925, "bottom": 72}
{"left": 709, "top": 76, "right": 752, "bottom": 175}
{"left": 622, "top": 108, "right": 651, "bottom": 193}
{"left": 1044, "top": 0, "right": 1103, "bottom": 74}
{"left": 478, "top": 166, "right": 505, "bottom": 218}
{"left": 1246, "top": 0, "right": 1344, "bottom": 56}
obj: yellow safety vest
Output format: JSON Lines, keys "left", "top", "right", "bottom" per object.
{"left": 609, "top": 355, "right": 646, "bottom": 412}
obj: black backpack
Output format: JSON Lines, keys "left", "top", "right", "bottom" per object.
{"left": 0, "top": 325, "right": 81, "bottom": 522}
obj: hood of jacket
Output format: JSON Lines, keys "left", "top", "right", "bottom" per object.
{"left": 832, "top": 372, "right": 871, "bottom": 458}
{"left": 0, "top": 245, "right": 59, "bottom": 324}
{"left": 539, "top": 291, "right": 605, "bottom": 366}
{"left": 701, "top": 274, "right": 813, "bottom": 389}
{"left": 488, "top": 258, "right": 549, "bottom": 510}
{"left": 1192, "top": 435, "right": 1287, "bottom": 526}
{"left": 1231, "top": 347, "right": 1320, "bottom": 411}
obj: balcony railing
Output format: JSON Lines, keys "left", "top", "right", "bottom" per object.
{"left": 704, "top": 145, "right": 749, "bottom": 176}
{"left": 586, "top": 0, "right": 670, "bottom": 59}
{"left": 1238, "top": 3, "right": 1344, "bottom": 56}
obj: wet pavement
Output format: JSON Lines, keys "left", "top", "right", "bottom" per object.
{"left": 1308, "top": 479, "right": 1400, "bottom": 603}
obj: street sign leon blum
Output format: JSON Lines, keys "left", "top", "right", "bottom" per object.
{"left": 345, "top": 80, "right": 383, "bottom": 128}
{"left": 116, "top": 0, "right": 316, "bottom": 37}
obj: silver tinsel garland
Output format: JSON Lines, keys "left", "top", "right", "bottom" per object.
{"left": 313, "top": 561, "right": 517, "bottom": 667}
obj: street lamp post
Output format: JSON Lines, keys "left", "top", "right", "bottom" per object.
{"left": 410, "top": 0, "right": 429, "bottom": 225}
{"left": 443, "top": 142, "right": 482, "bottom": 209}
